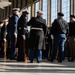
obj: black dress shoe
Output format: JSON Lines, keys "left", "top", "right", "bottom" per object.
{"left": 50, "top": 59, "right": 54, "bottom": 62}
{"left": 70, "top": 59, "right": 74, "bottom": 62}
{"left": 58, "top": 60, "right": 62, "bottom": 63}
{"left": 30, "top": 61, "right": 33, "bottom": 63}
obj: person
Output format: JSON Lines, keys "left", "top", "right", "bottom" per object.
{"left": 1, "top": 19, "right": 8, "bottom": 58}
{"left": 68, "top": 15, "right": 75, "bottom": 61}
{"left": 16, "top": 10, "right": 29, "bottom": 62}
{"left": 27, "top": 10, "right": 48, "bottom": 63}
{"left": 0, "top": 21, "right": 3, "bottom": 58}
{"left": 50, "top": 12, "right": 69, "bottom": 62}
{"left": 8, "top": 8, "right": 20, "bottom": 60}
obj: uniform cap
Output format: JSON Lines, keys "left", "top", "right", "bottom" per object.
{"left": 37, "top": 10, "right": 43, "bottom": 15}
{"left": 13, "top": 8, "right": 20, "bottom": 11}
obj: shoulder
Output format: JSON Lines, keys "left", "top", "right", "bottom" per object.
{"left": 43, "top": 19, "right": 46, "bottom": 22}
{"left": 41, "top": 18, "right": 46, "bottom": 24}
{"left": 31, "top": 17, "right": 36, "bottom": 20}
{"left": 53, "top": 19, "right": 57, "bottom": 23}
{"left": 62, "top": 19, "right": 68, "bottom": 23}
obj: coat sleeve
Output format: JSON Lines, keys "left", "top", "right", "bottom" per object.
{"left": 21, "top": 18, "right": 27, "bottom": 35}
{"left": 14, "top": 16, "right": 19, "bottom": 33}
{"left": 43, "top": 19, "right": 48, "bottom": 37}
{"left": 1, "top": 25, "right": 7, "bottom": 39}
{"left": 27, "top": 17, "right": 35, "bottom": 26}
{"left": 50, "top": 19, "right": 56, "bottom": 35}
{"left": 65, "top": 21, "right": 69, "bottom": 36}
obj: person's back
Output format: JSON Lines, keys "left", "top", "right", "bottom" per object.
{"left": 51, "top": 18, "right": 69, "bottom": 35}
{"left": 51, "top": 12, "right": 68, "bottom": 63}
{"left": 27, "top": 10, "right": 48, "bottom": 63}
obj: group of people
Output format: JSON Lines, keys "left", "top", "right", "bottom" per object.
{"left": 0, "top": 8, "right": 75, "bottom": 63}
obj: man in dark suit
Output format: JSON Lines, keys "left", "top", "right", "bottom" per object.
{"left": 51, "top": 12, "right": 69, "bottom": 62}
{"left": 27, "top": 10, "right": 48, "bottom": 63}
{"left": 8, "top": 8, "right": 20, "bottom": 60}
{"left": 17, "top": 10, "right": 29, "bottom": 62}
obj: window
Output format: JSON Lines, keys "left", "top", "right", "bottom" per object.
{"left": 51, "top": 0, "right": 58, "bottom": 23}
{"left": 42, "top": 0, "right": 48, "bottom": 23}
{"left": 28, "top": 6, "right": 31, "bottom": 21}
{"left": 35, "top": 2, "right": 40, "bottom": 16}
{"left": 62, "top": 0, "right": 70, "bottom": 22}
{"left": 27, "top": 6, "right": 31, "bottom": 32}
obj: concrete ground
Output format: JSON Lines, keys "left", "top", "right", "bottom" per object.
{"left": 0, "top": 59, "right": 75, "bottom": 75}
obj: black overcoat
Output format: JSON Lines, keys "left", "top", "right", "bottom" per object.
{"left": 16, "top": 16, "right": 27, "bottom": 47}
{"left": 27, "top": 17, "right": 48, "bottom": 50}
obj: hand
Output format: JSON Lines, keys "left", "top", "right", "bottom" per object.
{"left": 4, "top": 38, "right": 6, "bottom": 42}
{"left": 14, "top": 33, "right": 17, "bottom": 38}
{"left": 51, "top": 35, "right": 54, "bottom": 40}
{"left": 22, "top": 35, "right": 26, "bottom": 40}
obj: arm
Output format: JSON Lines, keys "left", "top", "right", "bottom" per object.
{"left": 14, "top": 16, "right": 19, "bottom": 34}
{"left": 50, "top": 19, "right": 56, "bottom": 35}
{"left": 44, "top": 20, "right": 48, "bottom": 37}
{"left": 27, "top": 17, "right": 35, "bottom": 26}
{"left": 21, "top": 18, "right": 27, "bottom": 35}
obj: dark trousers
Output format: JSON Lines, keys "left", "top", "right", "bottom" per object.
{"left": 17, "top": 47, "right": 24, "bottom": 61}
{"left": 29, "top": 49, "right": 42, "bottom": 62}
{"left": 10, "top": 35, "right": 16, "bottom": 59}
{"left": 51, "top": 34, "right": 66, "bottom": 61}
{"left": 0, "top": 40, "right": 4, "bottom": 58}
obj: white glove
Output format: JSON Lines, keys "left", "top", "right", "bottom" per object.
{"left": 4, "top": 38, "right": 6, "bottom": 42}
{"left": 14, "top": 33, "right": 17, "bottom": 38}
{"left": 51, "top": 35, "right": 54, "bottom": 40}
{"left": 22, "top": 35, "right": 26, "bottom": 40}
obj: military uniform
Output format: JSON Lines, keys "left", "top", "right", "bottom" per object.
{"left": 27, "top": 16, "right": 47, "bottom": 63}
{"left": 17, "top": 15, "right": 28, "bottom": 61}
{"left": 8, "top": 13, "right": 20, "bottom": 59}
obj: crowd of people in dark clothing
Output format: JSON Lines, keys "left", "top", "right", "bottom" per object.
{"left": 0, "top": 8, "right": 75, "bottom": 63}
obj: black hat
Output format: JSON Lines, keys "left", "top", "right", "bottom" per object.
{"left": 70, "top": 15, "right": 75, "bottom": 18}
{"left": 58, "top": 12, "right": 64, "bottom": 16}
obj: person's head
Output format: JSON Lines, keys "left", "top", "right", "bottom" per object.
{"left": 37, "top": 10, "right": 43, "bottom": 17}
{"left": 3, "top": 19, "right": 8, "bottom": 25}
{"left": 0, "top": 21, "right": 3, "bottom": 27}
{"left": 70, "top": 15, "right": 75, "bottom": 22}
{"left": 13, "top": 8, "right": 20, "bottom": 15}
{"left": 22, "top": 10, "right": 29, "bottom": 17}
{"left": 58, "top": 12, "right": 64, "bottom": 19}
